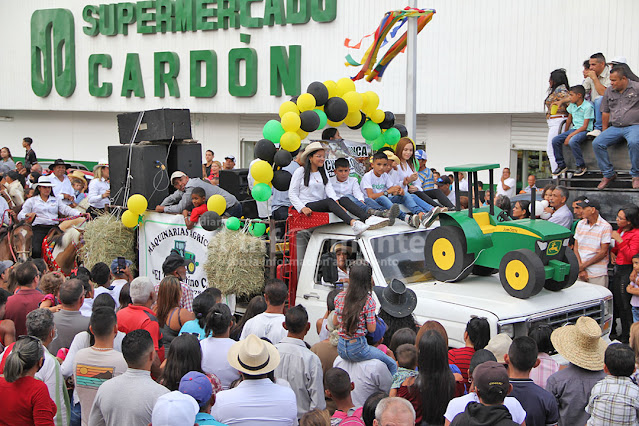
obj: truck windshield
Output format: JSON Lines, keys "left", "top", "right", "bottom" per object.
{"left": 370, "top": 230, "right": 431, "bottom": 284}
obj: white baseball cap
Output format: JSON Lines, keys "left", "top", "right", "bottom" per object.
{"left": 170, "top": 171, "right": 187, "bottom": 183}
{"left": 151, "top": 391, "right": 199, "bottom": 426}
{"left": 611, "top": 56, "right": 627, "bottom": 64}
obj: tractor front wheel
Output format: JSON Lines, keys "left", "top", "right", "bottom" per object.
{"left": 424, "top": 226, "right": 474, "bottom": 282}
{"left": 544, "top": 249, "right": 579, "bottom": 291}
{"left": 499, "top": 249, "right": 545, "bottom": 299}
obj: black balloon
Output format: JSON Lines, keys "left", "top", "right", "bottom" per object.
{"left": 393, "top": 123, "right": 408, "bottom": 137}
{"left": 324, "top": 97, "right": 348, "bottom": 122}
{"left": 307, "top": 82, "right": 329, "bottom": 106}
{"left": 274, "top": 149, "right": 293, "bottom": 167}
{"left": 348, "top": 112, "right": 367, "bottom": 130}
{"left": 290, "top": 95, "right": 298, "bottom": 103}
{"left": 380, "top": 111, "right": 395, "bottom": 130}
{"left": 300, "top": 110, "right": 320, "bottom": 132}
{"left": 200, "top": 211, "right": 222, "bottom": 231}
{"left": 272, "top": 170, "right": 292, "bottom": 191}
{"left": 254, "top": 139, "right": 277, "bottom": 163}
{"left": 290, "top": 147, "right": 300, "bottom": 157}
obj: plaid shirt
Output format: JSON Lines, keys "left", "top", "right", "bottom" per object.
{"left": 334, "top": 292, "right": 376, "bottom": 338}
{"left": 586, "top": 375, "right": 639, "bottom": 425}
{"left": 530, "top": 352, "right": 560, "bottom": 389}
{"left": 154, "top": 281, "right": 194, "bottom": 312}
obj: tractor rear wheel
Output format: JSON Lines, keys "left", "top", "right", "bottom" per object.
{"left": 499, "top": 249, "right": 545, "bottom": 299}
{"left": 424, "top": 226, "right": 474, "bottom": 282}
{"left": 544, "top": 249, "right": 579, "bottom": 291}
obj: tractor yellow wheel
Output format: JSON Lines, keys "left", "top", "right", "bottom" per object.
{"left": 499, "top": 249, "right": 545, "bottom": 299}
{"left": 424, "top": 226, "right": 474, "bottom": 282}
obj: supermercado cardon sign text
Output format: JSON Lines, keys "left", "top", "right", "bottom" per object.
{"left": 31, "top": 1, "right": 336, "bottom": 99}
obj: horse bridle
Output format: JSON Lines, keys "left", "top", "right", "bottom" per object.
{"left": 8, "top": 225, "right": 32, "bottom": 262}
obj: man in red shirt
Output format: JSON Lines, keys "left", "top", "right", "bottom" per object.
{"left": 4, "top": 262, "right": 41, "bottom": 336}
{"left": 117, "top": 276, "right": 165, "bottom": 363}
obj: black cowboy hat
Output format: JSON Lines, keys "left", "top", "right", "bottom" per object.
{"left": 373, "top": 279, "right": 417, "bottom": 318}
{"left": 48, "top": 159, "right": 71, "bottom": 171}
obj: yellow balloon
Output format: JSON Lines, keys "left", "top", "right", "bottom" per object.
{"left": 336, "top": 77, "right": 356, "bottom": 97}
{"left": 250, "top": 159, "right": 274, "bottom": 183}
{"left": 371, "top": 109, "right": 385, "bottom": 124}
{"left": 281, "top": 112, "right": 301, "bottom": 132}
{"left": 323, "top": 80, "right": 338, "bottom": 99}
{"left": 326, "top": 119, "right": 344, "bottom": 127}
{"left": 296, "top": 128, "right": 309, "bottom": 140}
{"left": 121, "top": 210, "right": 139, "bottom": 228}
{"left": 344, "top": 111, "right": 363, "bottom": 127}
{"left": 362, "top": 91, "right": 380, "bottom": 115}
{"left": 280, "top": 132, "right": 301, "bottom": 152}
{"left": 342, "top": 91, "right": 363, "bottom": 113}
{"left": 296, "top": 93, "right": 316, "bottom": 112}
{"left": 207, "top": 194, "right": 227, "bottom": 215}
{"left": 127, "top": 194, "right": 148, "bottom": 215}
{"left": 279, "top": 101, "right": 299, "bottom": 118}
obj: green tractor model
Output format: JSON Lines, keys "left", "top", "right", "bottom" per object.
{"left": 424, "top": 163, "right": 578, "bottom": 299}
{"left": 174, "top": 241, "right": 198, "bottom": 274}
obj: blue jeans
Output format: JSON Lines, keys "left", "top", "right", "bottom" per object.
{"left": 367, "top": 194, "right": 423, "bottom": 220}
{"left": 593, "top": 125, "right": 639, "bottom": 177}
{"left": 408, "top": 193, "right": 433, "bottom": 212}
{"left": 337, "top": 336, "right": 398, "bottom": 375}
{"left": 70, "top": 402, "right": 81, "bottom": 426}
{"left": 594, "top": 97, "right": 603, "bottom": 131}
{"left": 552, "top": 130, "right": 589, "bottom": 168}
{"left": 345, "top": 195, "right": 369, "bottom": 212}
{"left": 632, "top": 306, "right": 639, "bottom": 323}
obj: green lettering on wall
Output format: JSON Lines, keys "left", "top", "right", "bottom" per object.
{"left": 228, "top": 47, "right": 257, "bottom": 97}
{"left": 82, "top": 5, "right": 99, "bottom": 36}
{"left": 99, "top": 4, "right": 117, "bottom": 36}
{"left": 89, "top": 53, "right": 112, "bottom": 97}
{"left": 116, "top": 3, "right": 136, "bottom": 35}
{"left": 270, "top": 45, "right": 300, "bottom": 96}
{"left": 218, "top": 0, "right": 240, "bottom": 29}
{"left": 310, "top": 0, "right": 336, "bottom": 23}
{"left": 286, "top": 0, "right": 310, "bottom": 24}
{"left": 239, "top": 0, "right": 263, "bottom": 28}
{"left": 154, "top": 51, "right": 180, "bottom": 97}
{"left": 121, "top": 53, "right": 145, "bottom": 97}
{"left": 175, "top": 0, "right": 195, "bottom": 31}
{"left": 190, "top": 50, "right": 217, "bottom": 97}
{"left": 263, "top": 0, "right": 286, "bottom": 26}
{"left": 156, "top": 0, "right": 176, "bottom": 33}
{"left": 137, "top": 1, "right": 157, "bottom": 34}
{"left": 195, "top": 0, "right": 218, "bottom": 31}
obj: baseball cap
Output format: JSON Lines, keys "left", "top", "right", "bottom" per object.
{"left": 162, "top": 251, "right": 188, "bottom": 275}
{"left": 611, "top": 56, "right": 627, "bottom": 64}
{"left": 170, "top": 171, "right": 186, "bottom": 183}
{"left": 179, "top": 371, "right": 213, "bottom": 407}
{"left": 472, "top": 360, "right": 510, "bottom": 397}
{"left": 224, "top": 155, "right": 236, "bottom": 161}
{"left": 0, "top": 260, "right": 13, "bottom": 275}
{"left": 366, "top": 316, "right": 387, "bottom": 345}
{"left": 436, "top": 176, "right": 451, "bottom": 186}
{"left": 110, "top": 258, "right": 133, "bottom": 274}
{"left": 151, "top": 391, "right": 199, "bottom": 426}
{"left": 576, "top": 197, "right": 600, "bottom": 211}
{"left": 415, "top": 150, "right": 427, "bottom": 160}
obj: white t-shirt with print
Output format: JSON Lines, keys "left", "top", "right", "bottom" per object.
{"left": 360, "top": 170, "right": 390, "bottom": 195}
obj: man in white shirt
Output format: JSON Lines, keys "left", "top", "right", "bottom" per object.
{"left": 572, "top": 198, "right": 612, "bottom": 287}
{"left": 496, "top": 168, "right": 516, "bottom": 199}
{"left": 240, "top": 279, "right": 287, "bottom": 344}
{"left": 49, "top": 159, "right": 75, "bottom": 206}
{"left": 584, "top": 52, "right": 611, "bottom": 137}
{"left": 333, "top": 356, "right": 392, "bottom": 407}
{"left": 274, "top": 305, "right": 325, "bottom": 419}
{"left": 91, "top": 261, "right": 129, "bottom": 309}
{"left": 548, "top": 186, "right": 573, "bottom": 229}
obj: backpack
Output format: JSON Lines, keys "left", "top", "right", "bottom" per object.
{"left": 331, "top": 407, "right": 365, "bottom": 426}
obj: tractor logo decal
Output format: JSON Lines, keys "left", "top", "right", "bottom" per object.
{"left": 494, "top": 226, "right": 539, "bottom": 238}
{"left": 173, "top": 241, "right": 199, "bottom": 274}
{"left": 546, "top": 240, "right": 562, "bottom": 256}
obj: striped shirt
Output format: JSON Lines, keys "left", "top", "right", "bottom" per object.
{"left": 575, "top": 216, "right": 612, "bottom": 278}
{"left": 586, "top": 375, "right": 639, "bottom": 425}
{"left": 530, "top": 352, "right": 560, "bottom": 389}
{"left": 448, "top": 346, "right": 475, "bottom": 387}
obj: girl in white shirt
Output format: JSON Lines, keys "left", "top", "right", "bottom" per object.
{"left": 88, "top": 160, "right": 110, "bottom": 216}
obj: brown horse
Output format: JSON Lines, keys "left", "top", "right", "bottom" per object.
{"left": 0, "top": 219, "right": 34, "bottom": 263}
{"left": 43, "top": 217, "right": 86, "bottom": 276}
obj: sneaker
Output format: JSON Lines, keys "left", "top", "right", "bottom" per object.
{"left": 587, "top": 129, "right": 602, "bottom": 137}
{"left": 422, "top": 206, "right": 443, "bottom": 228}
{"left": 573, "top": 166, "right": 587, "bottom": 177}
{"left": 384, "top": 204, "right": 400, "bottom": 226}
{"left": 552, "top": 166, "right": 567, "bottom": 177}
{"left": 403, "top": 214, "right": 413, "bottom": 226}
{"left": 411, "top": 213, "right": 423, "bottom": 228}
{"left": 365, "top": 215, "right": 389, "bottom": 230}
{"left": 351, "top": 220, "right": 370, "bottom": 236}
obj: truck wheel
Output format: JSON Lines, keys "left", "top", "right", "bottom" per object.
{"left": 544, "top": 249, "right": 579, "bottom": 291}
{"left": 499, "top": 249, "right": 545, "bottom": 299}
{"left": 473, "top": 265, "right": 497, "bottom": 276}
{"left": 424, "top": 226, "right": 474, "bottom": 282}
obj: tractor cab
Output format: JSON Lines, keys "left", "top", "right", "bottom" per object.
{"left": 424, "top": 163, "right": 578, "bottom": 299}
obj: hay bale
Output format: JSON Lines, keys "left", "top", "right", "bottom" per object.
{"left": 204, "top": 230, "right": 266, "bottom": 297}
{"left": 80, "top": 214, "right": 136, "bottom": 271}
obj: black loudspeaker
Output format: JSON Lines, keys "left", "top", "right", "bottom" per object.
{"left": 219, "top": 169, "right": 250, "bottom": 201}
{"left": 168, "top": 143, "right": 202, "bottom": 181}
{"left": 117, "top": 109, "right": 192, "bottom": 144}
{"left": 108, "top": 144, "right": 169, "bottom": 209}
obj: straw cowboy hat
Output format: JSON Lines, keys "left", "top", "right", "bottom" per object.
{"left": 69, "top": 170, "right": 87, "bottom": 186}
{"left": 300, "top": 141, "right": 326, "bottom": 163}
{"left": 373, "top": 279, "right": 417, "bottom": 318}
{"left": 331, "top": 242, "right": 353, "bottom": 255}
{"left": 227, "top": 334, "right": 281, "bottom": 375}
{"left": 550, "top": 316, "right": 607, "bottom": 371}
{"left": 93, "top": 159, "right": 109, "bottom": 172}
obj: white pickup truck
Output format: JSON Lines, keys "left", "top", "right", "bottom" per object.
{"left": 279, "top": 218, "right": 613, "bottom": 347}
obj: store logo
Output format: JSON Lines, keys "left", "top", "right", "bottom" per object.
{"left": 30, "top": 9, "right": 76, "bottom": 97}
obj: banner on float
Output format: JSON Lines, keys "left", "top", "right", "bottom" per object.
{"left": 139, "top": 212, "right": 215, "bottom": 297}
{"left": 312, "top": 139, "right": 371, "bottom": 181}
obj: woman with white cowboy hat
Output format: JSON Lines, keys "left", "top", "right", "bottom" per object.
{"left": 289, "top": 142, "right": 386, "bottom": 236}
{"left": 18, "top": 175, "right": 82, "bottom": 258}
{"left": 88, "top": 159, "right": 109, "bottom": 216}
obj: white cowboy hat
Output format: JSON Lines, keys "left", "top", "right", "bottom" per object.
{"left": 300, "top": 141, "right": 326, "bottom": 163}
{"left": 227, "top": 334, "right": 280, "bottom": 375}
{"left": 551, "top": 316, "right": 607, "bottom": 371}
{"left": 33, "top": 176, "right": 53, "bottom": 189}
{"left": 93, "top": 159, "right": 109, "bottom": 172}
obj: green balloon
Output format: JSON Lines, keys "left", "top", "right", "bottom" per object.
{"left": 250, "top": 222, "right": 267, "bottom": 237}
{"left": 314, "top": 109, "right": 328, "bottom": 130}
{"left": 226, "top": 217, "right": 241, "bottom": 231}
{"left": 252, "top": 183, "right": 272, "bottom": 202}
{"left": 383, "top": 127, "right": 401, "bottom": 146}
{"left": 372, "top": 134, "right": 386, "bottom": 150}
{"left": 263, "top": 120, "right": 285, "bottom": 143}
{"left": 361, "top": 120, "right": 381, "bottom": 141}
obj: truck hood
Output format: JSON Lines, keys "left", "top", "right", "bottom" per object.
{"left": 408, "top": 276, "right": 612, "bottom": 321}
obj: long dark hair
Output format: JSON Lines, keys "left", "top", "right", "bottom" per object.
{"left": 159, "top": 334, "right": 203, "bottom": 391}
{"left": 548, "top": 69, "right": 569, "bottom": 94}
{"left": 204, "top": 303, "right": 233, "bottom": 337}
{"left": 192, "top": 291, "right": 217, "bottom": 330}
{"left": 230, "top": 295, "right": 266, "bottom": 340}
{"left": 379, "top": 310, "right": 418, "bottom": 344}
{"left": 415, "top": 330, "right": 455, "bottom": 424}
{"left": 303, "top": 151, "right": 328, "bottom": 187}
{"left": 341, "top": 261, "right": 373, "bottom": 336}
{"left": 156, "top": 276, "right": 181, "bottom": 327}
{"left": 620, "top": 205, "right": 639, "bottom": 229}
{"left": 1, "top": 147, "right": 13, "bottom": 161}
{"left": 514, "top": 200, "right": 531, "bottom": 219}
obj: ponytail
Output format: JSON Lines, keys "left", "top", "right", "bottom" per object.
{"left": 204, "top": 303, "right": 233, "bottom": 337}
{"left": 4, "top": 337, "right": 43, "bottom": 383}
